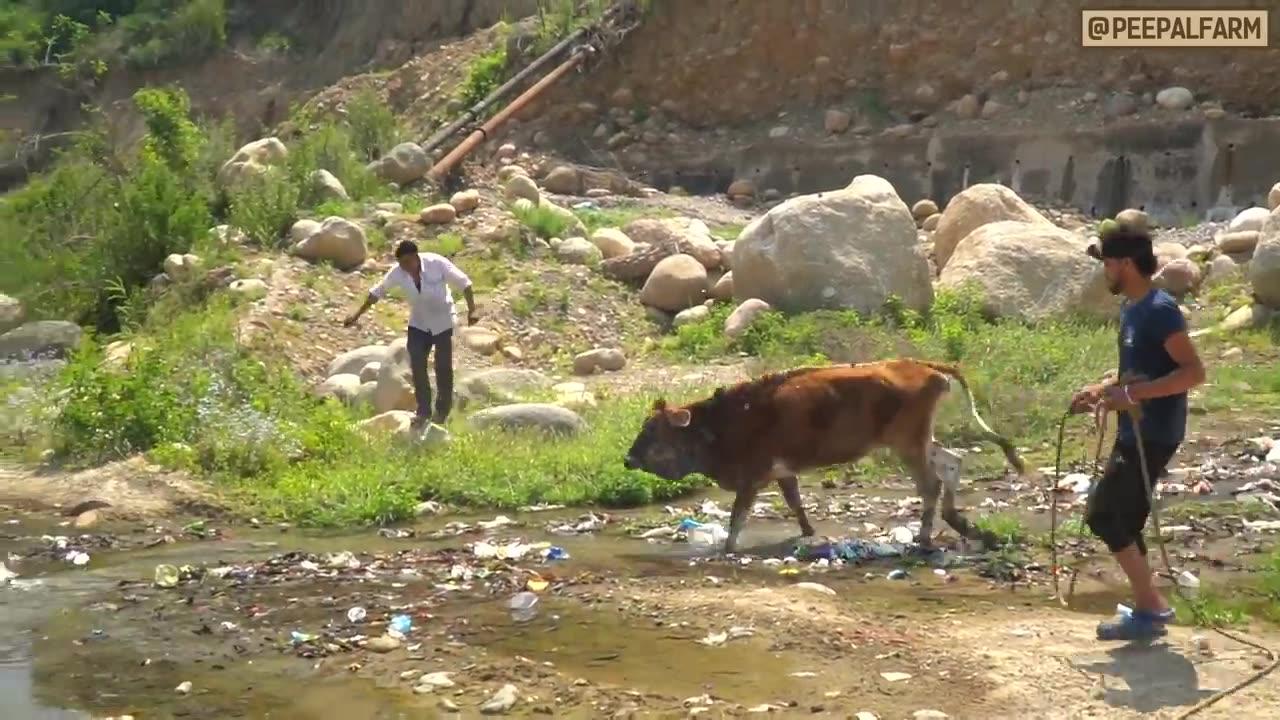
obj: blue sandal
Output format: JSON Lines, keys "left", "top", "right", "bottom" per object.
{"left": 1096, "top": 606, "right": 1175, "bottom": 641}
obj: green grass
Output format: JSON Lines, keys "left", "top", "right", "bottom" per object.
{"left": 975, "top": 512, "right": 1028, "bottom": 545}
{"left": 510, "top": 201, "right": 577, "bottom": 239}
{"left": 573, "top": 204, "right": 672, "bottom": 234}
{"left": 27, "top": 296, "right": 709, "bottom": 528}
{"left": 246, "top": 393, "right": 710, "bottom": 526}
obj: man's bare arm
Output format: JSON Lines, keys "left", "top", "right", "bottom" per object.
{"left": 344, "top": 292, "right": 379, "bottom": 327}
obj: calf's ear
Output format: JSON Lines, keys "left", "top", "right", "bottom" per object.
{"left": 668, "top": 408, "right": 692, "bottom": 427}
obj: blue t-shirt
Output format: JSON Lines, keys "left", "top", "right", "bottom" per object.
{"left": 1116, "top": 288, "right": 1188, "bottom": 446}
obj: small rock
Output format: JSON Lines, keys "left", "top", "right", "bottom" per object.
{"left": 824, "top": 109, "right": 851, "bottom": 134}
{"left": 481, "top": 684, "right": 519, "bottom": 714}
{"left": 1104, "top": 93, "right": 1138, "bottom": 117}
{"left": 953, "top": 94, "right": 981, "bottom": 119}
{"left": 922, "top": 213, "right": 941, "bottom": 231}
{"left": 74, "top": 509, "right": 100, "bottom": 528}
{"left": 913, "top": 712, "right": 948, "bottom": 720}
{"left": 229, "top": 279, "right": 269, "bottom": 300}
{"left": 1156, "top": 86, "right": 1195, "bottom": 110}
{"left": 1217, "top": 231, "right": 1260, "bottom": 255}
{"left": 855, "top": 714, "right": 879, "bottom": 720}
{"left": 420, "top": 203, "right": 457, "bottom": 224}
{"left": 725, "top": 299, "right": 771, "bottom": 339}
{"left": 912, "top": 199, "right": 939, "bottom": 223}
{"left": 573, "top": 347, "right": 626, "bottom": 375}
{"left": 555, "top": 237, "right": 603, "bottom": 266}
{"left": 1115, "top": 208, "right": 1149, "bottom": 232}
{"left": 175, "top": 681, "right": 192, "bottom": 695}
{"left": 450, "top": 189, "right": 481, "bottom": 214}
{"left": 673, "top": 305, "right": 710, "bottom": 328}
{"left": 365, "top": 635, "right": 402, "bottom": 653}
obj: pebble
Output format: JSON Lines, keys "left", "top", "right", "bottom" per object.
{"left": 914, "top": 711, "right": 949, "bottom": 720}
{"left": 856, "top": 713, "right": 879, "bottom": 720}
{"left": 481, "top": 683, "right": 519, "bottom": 714}
{"left": 364, "top": 635, "right": 401, "bottom": 653}
{"left": 175, "top": 681, "right": 192, "bottom": 695}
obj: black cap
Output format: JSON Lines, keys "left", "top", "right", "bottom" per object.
{"left": 1086, "top": 223, "right": 1153, "bottom": 261}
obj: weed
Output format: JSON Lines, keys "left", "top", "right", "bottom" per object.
{"left": 457, "top": 46, "right": 508, "bottom": 109}
{"left": 423, "top": 232, "right": 465, "bottom": 257}
{"left": 975, "top": 512, "right": 1027, "bottom": 546}
{"left": 510, "top": 200, "right": 577, "bottom": 239}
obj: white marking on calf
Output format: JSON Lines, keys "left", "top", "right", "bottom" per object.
{"left": 769, "top": 458, "right": 796, "bottom": 479}
{"left": 930, "top": 441, "right": 963, "bottom": 492}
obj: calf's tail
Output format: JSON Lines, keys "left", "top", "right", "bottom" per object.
{"left": 917, "top": 360, "right": 1027, "bottom": 476}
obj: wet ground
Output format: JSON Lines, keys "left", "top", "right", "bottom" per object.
{"left": 3, "top": 432, "right": 1280, "bottom": 719}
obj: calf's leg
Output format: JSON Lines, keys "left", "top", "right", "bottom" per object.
{"left": 906, "top": 454, "right": 943, "bottom": 548}
{"left": 777, "top": 476, "right": 815, "bottom": 537}
{"left": 724, "top": 483, "right": 761, "bottom": 554}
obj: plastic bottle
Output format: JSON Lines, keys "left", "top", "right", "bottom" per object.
{"left": 686, "top": 522, "right": 728, "bottom": 549}
{"left": 509, "top": 591, "right": 539, "bottom": 623}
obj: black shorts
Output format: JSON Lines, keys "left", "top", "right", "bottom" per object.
{"left": 1084, "top": 438, "right": 1180, "bottom": 554}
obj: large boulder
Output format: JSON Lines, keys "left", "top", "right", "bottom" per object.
{"left": 1154, "top": 258, "right": 1202, "bottom": 295}
{"left": 731, "top": 174, "right": 933, "bottom": 314}
{"left": 328, "top": 345, "right": 389, "bottom": 378}
{"left": 457, "top": 368, "right": 552, "bottom": 405}
{"left": 0, "top": 293, "right": 26, "bottom": 333}
{"left": 373, "top": 339, "right": 415, "bottom": 413}
{"left": 622, "top": 218, "right": 721, "bottom": 269}
{"left": 0, "top": 321, "right": 83, "bottom": 359}
{"left": 589, "top": 228, "right": 635, "bottom": 259}
{"left": 931, "top": 183, "right": 1053, "bottom": 269}
{"left": 640, "top": 254, "right": 709, "bottom": 312}
{"left": 314, "top": 374, "right": 362, "bottom": 404}
{"left": 218, "top": 138, "right": 287, "bottom": 188}
{"left": 1269, "top": 182, "right": 1280, "bottom": 211}
{"left": 468, "top": 403, "right": 586, "bottom": 436}
{"left": 311, "top": 169, "right": 350, "bottom": 201}
{"left": 368, "top": 142, "right": 429, "bottom": 186}
{"left": 1227, "top": 206, "right": 1271, "bottom": 234}
{"left": 938, "top": 221, "right": 1118, "bottom": 321}
{"left": 1250, "top": 215, "right": 1280, "bottom": 307}
{"left": 291, "top": 217, "right": 368, "bottom": 271}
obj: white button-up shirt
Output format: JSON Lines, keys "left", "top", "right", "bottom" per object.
{"left": 370, "top": 252, "right": 472, "bottom": 335}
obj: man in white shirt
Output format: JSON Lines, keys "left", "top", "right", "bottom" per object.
{"left": 343, "top": 240, "right": 478, "bottom": 426}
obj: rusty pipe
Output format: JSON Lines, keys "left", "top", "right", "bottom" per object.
{"left": 426, "top": 47, "right": 588, "bottom": 183}
{"left": 419, "top": 25, "right": 592, "bottom": 155}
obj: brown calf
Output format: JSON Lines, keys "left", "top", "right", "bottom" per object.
{"left": 623, "top": 359, "right": 1028, "bottom": 554}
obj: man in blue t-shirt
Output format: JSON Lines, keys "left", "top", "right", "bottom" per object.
{"left": 1070, "top": 223, "right": 1206, "bottom": 641}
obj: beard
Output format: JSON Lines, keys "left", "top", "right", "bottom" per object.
{"left": 1107, "top": 277, "right": 1123, "bottom": 295}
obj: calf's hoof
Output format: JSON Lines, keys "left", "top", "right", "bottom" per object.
{"left": 800, "top": 524, "right": 817, "bottom": 538}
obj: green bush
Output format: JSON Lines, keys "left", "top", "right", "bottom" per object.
{"left": 52, "top": 298, "right": 360, "bottom": 474}
{"left": 345, "top": 86, "right": 401, "bottom": 162}
{"left": 457, "top": 47, "right": 508, "bottom": 108}
{"left": 0, "top": 85, "right": 214, "bottom": 332}
{"left": 121, "top": 0, "right": 226, "bottom": 70}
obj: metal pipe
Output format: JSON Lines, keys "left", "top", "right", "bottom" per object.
{"left": 426, "top": 47, "right": 588, "bottom": 182}
{"left": 419, "top": 3, "right": 624, "bottom": 155}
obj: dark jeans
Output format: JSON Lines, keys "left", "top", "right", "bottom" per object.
{"left": 1085, "top": 438, "right": 1179, "bottom": 555}
{"left": 406, "top": 326, "right": 453, "bottom": 423}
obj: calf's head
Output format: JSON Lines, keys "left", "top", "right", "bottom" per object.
{"left": 623, "top": 399, "right": 713, "bottom": 481}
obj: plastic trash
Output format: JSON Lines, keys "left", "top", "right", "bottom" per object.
{"left": 389, "top": 614, "right": 412, "bottom": 635}
{"left": 347, "top": 606, "right": 367, "bottom": 623}
{"left": 544, "top": 546, "right": 569, "bottom": 561}
{"left": 154, "top": 564, "right": 179, "bottom": 588}
{"left": 1177, "top": 570, "right": 1200, "bottom": 596}
{"left": 509, "top": 591, "right": 539, "bottom": 623}
{"left": 887, "top": 569, "right": 908, "bottom": 580}
{"left": 67, "top": 551, "right": 90, "bottom": 566}
{"left": 686, "top": 522, "right": 729, "bottom": 549}
{"left": 290, "top": 631, "right": 316, "bottom": 645}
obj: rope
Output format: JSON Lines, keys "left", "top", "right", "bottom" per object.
{"left": 1048, "top": 395, "right": 1280, "bottom": 718}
